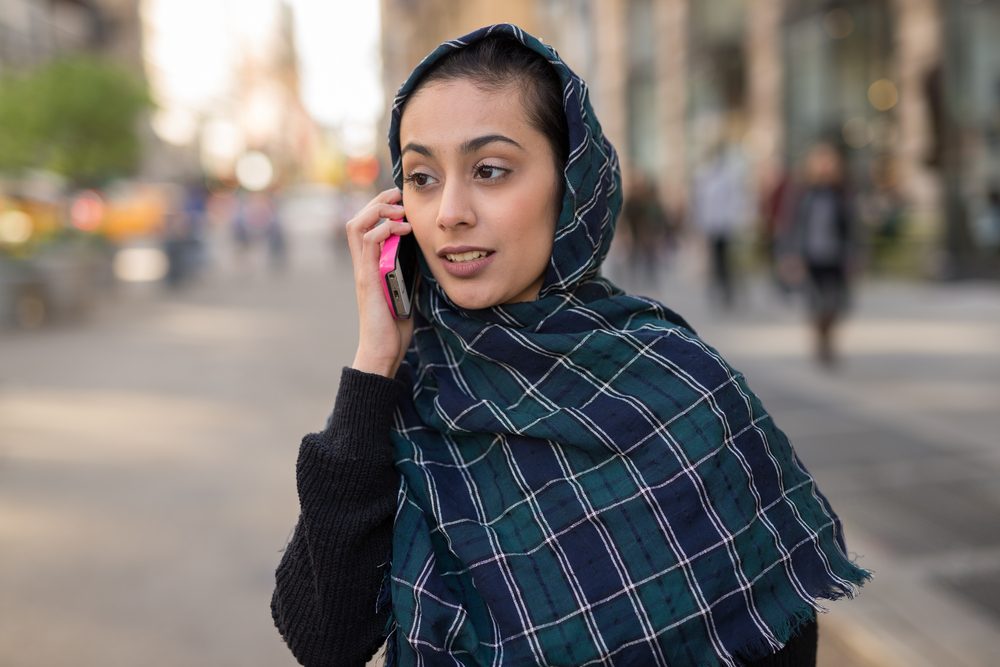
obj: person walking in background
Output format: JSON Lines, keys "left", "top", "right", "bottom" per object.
{"left": 231, "top": 188, "right": 287, "bottom": 273}
{"left": 271, "top": 25, "right": 869, "bottom": 667}
{"left": 691, "top": 139, "right": 751, "bottom": 310}
{"left": 758, "top": 164, "right": 796, "bottom": 299}
{"left": 780, "top": 142, "right": 858, "bottom": 369}
{"left": 974, "top": 185, "right": 1000, "bottom": 257}
{"left": 163, "top": 180, "right": 208, "bottom": 289}
{"left": 263, "top": 187, "right": 288, "bottom": 272}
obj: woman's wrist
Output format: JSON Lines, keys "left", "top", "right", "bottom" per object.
{"left": 351, "top": 350, "right": 398, "bottom": 378}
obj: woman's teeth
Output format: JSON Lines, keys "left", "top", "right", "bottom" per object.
{"left": 445, "top": 250, "right": 488, "bottom": 263}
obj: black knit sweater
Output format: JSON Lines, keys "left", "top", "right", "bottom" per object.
{"left": 271, "top": 368, "right": 818, "bottom": 667}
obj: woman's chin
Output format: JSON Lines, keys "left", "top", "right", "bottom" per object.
{"left": 445, "top": 290, "right": 499, "bottom": 311}
{"left": 445, "top": 290, "right": 541, "bottom": 311}
{"left": 437, "top": 275, "right": 543, "bottom": 310}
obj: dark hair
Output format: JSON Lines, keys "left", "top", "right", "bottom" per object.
{"left": 410, "top": 35, "right": 569, "bottom": 171}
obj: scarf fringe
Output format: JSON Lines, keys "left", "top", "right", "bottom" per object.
{"left": 821, "top": 550, "right": 874, "bottom": 604}
{"left": 376, "top": 558, "right": 871, "bottom": 666}
{"left": 730, "top": 603, "right": 818, "bottom": 667}
{"left": 376, "top": 559, "right": 398, "bottom": 667}
{"left": 734, "top": 559, "right": 872, "bottom": 666}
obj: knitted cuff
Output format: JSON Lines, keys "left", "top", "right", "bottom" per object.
{"left": 328, "top": 367, "right": 404, "bottom": 438}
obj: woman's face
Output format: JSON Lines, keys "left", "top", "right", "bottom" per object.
{"left": 399, "top": 78, "right": 561, "bottom": 309}
{"left": 806, "top": 144, "right": 842, "bottom": 186}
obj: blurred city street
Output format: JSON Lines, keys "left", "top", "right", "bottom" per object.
{"left": 3, "top": 1, "right": 1000, "bottom": 666}
{"left": 1, "top": 222, "right": 997, "bottom": 666}
{"left": 0, "top": 222, "right": 345, "bottom": 666}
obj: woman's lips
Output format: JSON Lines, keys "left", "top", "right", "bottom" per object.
{"left": 437, "top": 247, "right": 496, "bottom": 278}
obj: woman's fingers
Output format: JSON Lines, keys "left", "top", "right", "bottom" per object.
{"left": 344, "top": 189, "right": 414, "bottom": 378}
{"left": 353, "top": 188, "right": 402, "bottom": 227}
{"left": 358, "top": 220, "right": 412, "bottom": 282}
{"left": 344, "top": 188, "right": 404, "bottom": 251}
{"left": 373, "top": 187, "right": 403, "bottom": 205}
{"left": 361, "top": 218, "right": 411, "bottom": 249}
{"left": 346, "top": 203, "right": 404, "bottom": 246}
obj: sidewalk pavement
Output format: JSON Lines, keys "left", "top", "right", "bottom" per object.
{"left": 625, "top": 257, "right": 1000, "bottom": 667}
{"left": 3, "top": 221, "right": 996, "bottom": 666}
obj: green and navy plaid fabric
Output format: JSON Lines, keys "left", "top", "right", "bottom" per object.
{"left": 383, "top": 24, "right": 869, "bottom": 667}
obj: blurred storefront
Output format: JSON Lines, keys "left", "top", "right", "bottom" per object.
{"left": 782, "top": 1, "right": 894, "bottom": 167}
{"left": 379, "top": 0, "right": 1000, "bottom": 278}
{"left": 938, "top": 0, "right": 1000, "bottom": 276}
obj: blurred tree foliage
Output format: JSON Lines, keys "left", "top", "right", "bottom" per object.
{"left": 0, "top": 57, "right": 150, "bottom": 185}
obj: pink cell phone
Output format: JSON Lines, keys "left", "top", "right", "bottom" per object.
{"left": 379, "top": 221, "right": 417, "bottom": 319}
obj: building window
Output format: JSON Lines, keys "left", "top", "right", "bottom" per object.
{"left": 626, "top": 0, "right": 658, "bottom": 175}
{"left": 782, "top": 0, "right": 894, "bottom": 169}
{"left": 687, "top": 0, "right": 747, "bottom": 166}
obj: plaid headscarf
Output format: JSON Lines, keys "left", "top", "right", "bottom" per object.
{"left": 383, "top": 24, "right": 868, "bottom": 667}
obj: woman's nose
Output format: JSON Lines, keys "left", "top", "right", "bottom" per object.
{"left": 435, "top": 181, "right": 476, "bottom": 230}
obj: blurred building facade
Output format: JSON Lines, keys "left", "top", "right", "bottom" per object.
{"left": 0, "top": 0, "right": 154, "bottom": 191}
{"left": 0, "top": 0, "right": 143, "bottom": 73}
{"left": 1, "top": 0, "right": 323, "bottom": 186}
{"left": 379, "top": 0, "right": 1000, "bottom": 277}
{"left": 0, "top": 0, "right": 184, "bottom": 186}
{"left": 140, "top": 0, "right": 320, "bottom": 186}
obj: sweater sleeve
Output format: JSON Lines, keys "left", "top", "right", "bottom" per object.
{"left": 272, "top": 367, "right": 404, "bottom": 667}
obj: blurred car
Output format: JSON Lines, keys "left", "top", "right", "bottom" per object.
{"left": 0, "top": 177, "right": 164, "bottom": 329}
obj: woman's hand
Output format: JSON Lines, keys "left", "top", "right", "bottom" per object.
{"left": 345, "top": 188, "right": 415, "bottom": 378}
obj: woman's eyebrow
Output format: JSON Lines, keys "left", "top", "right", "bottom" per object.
{"left": 401, "top": 142, "right": 433, "bottom": 157}
{"left": 401, "top": 134, "right": 524, "bottom": 159}
{"left": 460, "top": 134, "right": 524, "bottom": 154}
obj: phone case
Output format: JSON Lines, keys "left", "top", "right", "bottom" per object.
{"left": 379, "top": 233, "right": 413, "bottom": 319}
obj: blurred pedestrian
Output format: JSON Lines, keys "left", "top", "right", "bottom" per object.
{"left": 620, "top": 171, "right": 674, "bottom": 288}
{"left": 691, "top": 140, "right": 751, "bottom": 309}
{"left": 264, "top": 188, "right": 288, "bottom": 272}
{"left": 231, "top": 188, "right": 286, "bottom": 272}
{"left": 759, "top": 164, "right": 796, "bottom": 298}
{"left": 973, "top": 186, "right": 1000, "bottom": 255}
{"left": 780, "top": 142, "right": 858, "bottom": 368}
{"left": 272, "top": 26, "right": 868, "bottom": 667}
{"left": 163, "top": 181, "right": 207, "bottom": 289}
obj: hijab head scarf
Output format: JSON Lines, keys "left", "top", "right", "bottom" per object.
{"left": 383, "top": 24, "right": 868, "bottom": 667}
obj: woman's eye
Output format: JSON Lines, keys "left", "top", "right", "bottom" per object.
{"left": 404, "top": 172, "right": 434, "bottom": 188}
{"left": 474, "top": 164, "right": 509, "bottom": 181}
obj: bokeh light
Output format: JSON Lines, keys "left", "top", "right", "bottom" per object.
{"left": 842, "top": 116, "right": 873, "bottom": 149}
{"left": 0, "top": 210, "right": 33, "bottom": 245}
{"left": 235, "top": 151, "right": 275, "bottom": 191}
{"left": 823, "top": 8, "right": 855, "bottom": 39}
{"left": 868, "top": 78, "right": 899, "bottom": 111}
{"left": 70, "top": 190, "right": 105, "bottom": 232}
{"left": 112, "top": 246, "right": 169, "bottom": 282}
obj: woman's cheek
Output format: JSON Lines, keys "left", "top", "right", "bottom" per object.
{"left": 407, "top": 207, "right": 435, "bottom": 252}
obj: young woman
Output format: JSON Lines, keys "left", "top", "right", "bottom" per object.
{"left": 272, "top": 24, "right": 869, "bottom": 667}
